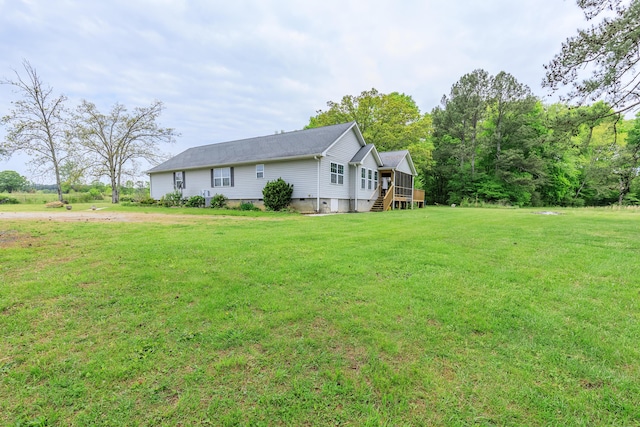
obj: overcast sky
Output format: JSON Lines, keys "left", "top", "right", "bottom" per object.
{"left": 0, "top": 0, "right": 587, "bottom": 182}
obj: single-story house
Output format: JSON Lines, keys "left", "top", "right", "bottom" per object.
{"left": 147, "top": 122, "right": 424, "bottom": 213}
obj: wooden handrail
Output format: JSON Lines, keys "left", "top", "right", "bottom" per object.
{"left": 383, "top": 184, "right": 394, "bottom": 211}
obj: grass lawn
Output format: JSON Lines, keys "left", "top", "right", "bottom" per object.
{"left": 1, "top": 207, "right": 639, "bottom": 425}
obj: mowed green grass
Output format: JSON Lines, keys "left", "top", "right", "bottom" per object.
{"left": 1, "top": 207, "right": 639, "bottom": 426}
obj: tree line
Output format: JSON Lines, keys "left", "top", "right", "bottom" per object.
{"left": 306, "top": 78, "right": 640, "bottom": 207}
{"left": 0, "top": 61, "right": 177, "bottom": 203}
{"left": 306, "top": 0, "right": 640, "bottom": 207}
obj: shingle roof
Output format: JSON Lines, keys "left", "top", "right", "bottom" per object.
{"left": 148, "top": 122, "right": 357, "bottom": 173}
{"left": 350, "top": 144, "right": 374, "bottom": 163}
{"left": 379, "top": 150, "right": 416, "bottom": 174}
{"left": 379, "top": 150, "right": 409, "bottom": 168}
{"left": 349, "top": 143, "right": 383, "bottom": 167}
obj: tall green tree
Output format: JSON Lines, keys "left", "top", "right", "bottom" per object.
{"left": 570, "top": 104, "right": 619, "bottom": 205}
{"left": 0, "top": 170, "right": 28, "bottom": 193}
{"left": 430, "top": 70, "right": 550, "bottom": 206}
{"left": 479, "top": 74, "right": 545, "bottom": 206}
{"left": 307, "top": 88, "right": 431, "bottom": 152}
{"left": 485, "top": 72, "right": 537, "bottom": 173}
{"left": 544, "top": 0, "right": 640, "bottom": 114}
{"left": 1, "top": 61, "right": 69, "bottom": 201}
{"left": 73, "top": 100, "right": 177, "bottom": 203}
{"left": 614, "top": 112, "right": 640, "bottom": 204}
{"left": 439, "top": 69, "right": 491, "bottom": 177}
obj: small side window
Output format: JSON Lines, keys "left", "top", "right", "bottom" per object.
{"left": 174, "top": 171, "right": 185, "bottom": 189}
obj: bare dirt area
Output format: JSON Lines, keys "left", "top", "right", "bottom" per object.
{"left": 0, "top": 209, "right": 252, "bottom": 224}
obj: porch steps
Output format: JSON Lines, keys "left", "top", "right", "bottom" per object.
{"left": 370, "top": 195, "right": 385, "bottom": 212}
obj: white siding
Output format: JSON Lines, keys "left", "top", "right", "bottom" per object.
{"left": 396, "top": 156, "right": 414, "bottom": 175}
{"left": 150, "top": 172, "right": 176, "bottom": 199}
{"left": 182, "top": 169, "right": 213, "bottom": 197}
{"left": 151, "top": 158, "right": 322, "bottom": 201}
{"left": 357, "top": 153, "right": 380, "bottom": 202}
{"left": 217, "top": 159, "right": 320, "bottom": 199}
{"left": 322, "top": 129, "right": 363, "bottom": 199}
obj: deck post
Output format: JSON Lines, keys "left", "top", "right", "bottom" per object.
{"left": 411, "top": 174, "right": 414, "bottom": 209}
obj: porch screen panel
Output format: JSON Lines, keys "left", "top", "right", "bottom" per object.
{"left": 394, "top": 171, "right": 413, "bottom": 198}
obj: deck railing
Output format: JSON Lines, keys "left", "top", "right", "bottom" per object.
{"left": 383, "top": 185, "right": 394, "bottom": 211}
{"left": 413, "top": 189, "right": 425, "bottom": 204}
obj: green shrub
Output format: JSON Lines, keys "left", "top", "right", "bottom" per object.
{"left": 210, "top": 194, "right": 228, "bottom": 209}
{"left": 185, "top": 195, "right": 205, "bottom": 208}
{"left": 0, "top": 196, "right": 19, "bottom": 204}
{"left": 160, "top": 190, "right": 183, "bottom": 207}
{"left": 88, "top": 188, "right": 104, "bottom": 201}
{"left": 137, "top": 196, "right": 157, "bottom": 205}
{"left": 237, "top": 201, "right": 260, "bottom": 211}
{"left": 66, "top": 193, "right": 93, "bottom": 203}
{"left": 262, "top": 178, "right": 293, "bottom": 211}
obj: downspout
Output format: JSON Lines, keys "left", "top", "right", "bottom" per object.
{"left": 354, "top": 165, "right": 358, "bottom": 212}
{"left": 314, "top": 156, "right": 321, "bottom": 213}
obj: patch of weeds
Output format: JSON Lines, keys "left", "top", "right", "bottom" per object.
{"left": 0, "top": 196, "right": 19, "bottom": 204}
{"left": 14, "top": 416, "right": 50, "bottom": 427}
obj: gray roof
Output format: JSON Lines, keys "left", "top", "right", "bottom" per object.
{"left": 379, "top": 150, "right": 416, "bottom": 174}
{"left": 349, "top": 144, "right": 378, "bottom": 164}
{"left": 148, "top": 122, "right": 358, "bottom": 173}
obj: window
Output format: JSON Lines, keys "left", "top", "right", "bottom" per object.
{"left": 368, "top": 169, "right": 372, "bottom": 190}
{"left": 361, "top": 168, "right": 366, "bottom": 189}
{"left": 330, "top": 162, "right": 344, "bottom": 185}
{"left": 256, "top": 164, "right": 264, "bottom": 179}
{"left": 212, "top": 167, "right": 233, "bottom": 187}
{"left": 374, "top": 171, "right": 379, "bottom": 190}
{"left": 174, "top": 171, "right": 185, "bottom": 189}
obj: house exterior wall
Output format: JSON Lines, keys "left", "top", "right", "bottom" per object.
{"left": 320, "top": 129, "right": 362, "bottom": 200}
{"left": 358, "top": 153, "right": 381, "bottom": 202}
{"left": 396, "top": 156, "right": 413, "bottom": 175}
{"left": 147, "top": 127, "right": 398, "bottom": 213}
{"left": 150, "top": 172, "right": 175, "bottom": 199}
{"left": 150, "top": 158, "right": 322, "bottom": 201}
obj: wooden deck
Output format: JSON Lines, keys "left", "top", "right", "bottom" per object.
{"left": 413, "top": 189, "right": 425, "bottom": 208}
{"left": 375, "top": 186, "right": 426, "bottom": 211}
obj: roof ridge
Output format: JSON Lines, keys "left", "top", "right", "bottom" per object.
{"left": 188, "top": 121, "right": 355, "bottom": 150}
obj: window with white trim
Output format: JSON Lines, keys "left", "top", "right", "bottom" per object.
{"left": 330, "top": 162, "right": 344, "bottom": 185}
{"left": 212, "top": 167, "right": 233, "bottom": 187}
{"left": 374, "top": 171, "right": 379, "bottom": 190}
{"left": 256, "top": 164, "right": 264, "bottom": 179}
{"left": 174, "top": 171, "right": 185, "bottom": 189}
{"left": 368, "top": 169, "right": 373, "bottom": 190}
{"left": 361, "top": 168, "right": 366, "bottom": 189}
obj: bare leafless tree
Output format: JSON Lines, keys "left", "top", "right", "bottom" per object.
{"left": 1, "top": 60, "right": 70, "bottom": 201}
{"left": 73, "top": 100, "right": 177, "bottom": 203}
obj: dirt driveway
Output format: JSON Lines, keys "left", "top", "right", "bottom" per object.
{"left": 0, "top": 209, "right": 248, "bottom": 223}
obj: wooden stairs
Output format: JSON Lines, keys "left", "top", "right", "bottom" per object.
{"left": 370, "top": 195, "right": 385, "bottom": 212}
